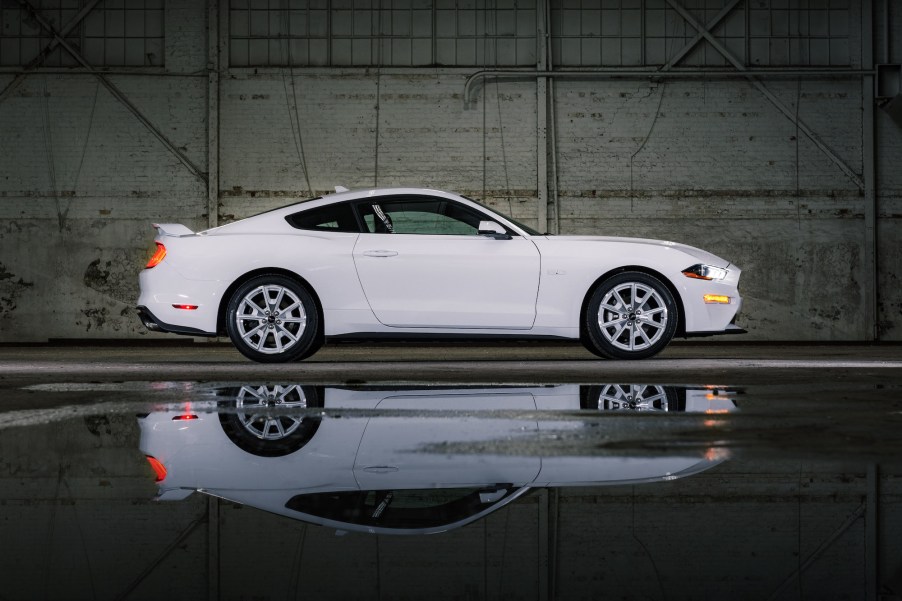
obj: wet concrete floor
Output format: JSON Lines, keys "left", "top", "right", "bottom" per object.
{"left": 2, "top": 341, "right": 902, "bottom": 389}
{"left": 1, "top": 342, "right": 901, "bottom": 599}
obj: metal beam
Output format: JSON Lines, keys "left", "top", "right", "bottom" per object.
{"left": 114, "top": 513, "right": 207, "bottom": 601}
{"left": 536, "top": 0, "right": 549, "bottom": 235}
{"left": 659, "top": 0, "right": 743, "bottom": 72}
{"left": 663, "top": 0, "right": 865, "bottom": 190}
{"left": 537, "top": 78, "right": 549, "bottom": 235}
{"left": 207, "top": 0, "right": 223, "bottom": 229}
{"left": 767, "top": 502, "right": 866, "bottom": 601}
{"left": 207, "top": 497, "right": 220, "bottom": 601}
{"left": 867, "top": 464, "right": 879, "bottom": 601}
{"left": 0, "top": 0, "right": 102, "bottom": 104}
{"left": 463, "top": 69, "right": 874, "bottom": 109}
{"left": 863, "top": 0, "right": 878, "bottom": 341}
{"left": 16, "top": 0, "right": 208, "bottom": 184}
{"left": 538, "top": 489, "right": 549, "bottom": 601}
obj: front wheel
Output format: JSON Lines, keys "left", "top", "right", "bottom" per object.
{"left": 225, "top": 275, "right": 322, "bottom": 363}
{"left": 582, "top": 272, "right": 678, "bottom": 360}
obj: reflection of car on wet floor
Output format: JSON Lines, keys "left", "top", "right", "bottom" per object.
{"left": 139, "top": 384, "right": 737, "bottom": 535}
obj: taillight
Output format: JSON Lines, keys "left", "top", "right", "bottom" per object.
{"left": 146, "top": 242, "right": 166, "bottom": 268}
{"left": 146, "top": 456, "right": 167, "bottom": 482}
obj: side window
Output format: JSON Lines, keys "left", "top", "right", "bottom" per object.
{"left": 285, "top": 203, "right": 360, "bottom": 233}
{"left": 355, "top": 198, "right": 492, "bottom": 235}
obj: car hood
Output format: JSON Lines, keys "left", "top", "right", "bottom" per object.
{"left": 544, "top": 236, "right": 731, "bottom": 268}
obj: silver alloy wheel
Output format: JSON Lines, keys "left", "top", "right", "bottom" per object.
{"left": 599, "top": 384, "right": 670, "bottom": 411}
{"left": 235, "top": 384, "right": 310, "bottom": 440}
{"left": 597, "top": 282, "right": 669, "bottom": 352}
{"left": 235, "top": 284, "right": 307, "bottom": 355}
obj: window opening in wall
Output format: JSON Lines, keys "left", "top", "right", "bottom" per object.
{"left": 549, "top": 0, "right": 851, "bottom": 68}
{"left": 0, "top": 0, "right": 165, "bottom": 67}
{"left": 228, "top": 0, "right": 537, "bottom": 68}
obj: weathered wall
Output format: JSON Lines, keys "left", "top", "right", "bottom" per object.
{"left": 0, "top": 2, "right": 899, "bottom": 342}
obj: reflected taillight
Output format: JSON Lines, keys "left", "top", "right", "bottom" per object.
{"left": 146, "top": 242, "right": 166, "bottom": 269}
{"left": 146, "top": 456, "right": 167, "bottom": 482}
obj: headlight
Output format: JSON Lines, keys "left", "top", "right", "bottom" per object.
{"left": 682, "top": 264, "right": 728, "bottom": 281}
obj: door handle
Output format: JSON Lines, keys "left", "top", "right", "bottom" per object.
{"left": 362, "top": 250, "right": 398, "bottom": 257}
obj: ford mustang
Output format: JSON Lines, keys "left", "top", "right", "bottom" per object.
{"left": 137, "top": 187, "right": 743, "bottom": 362}
{"left": 139, "top": 383, "right": 736, "bottom": 534}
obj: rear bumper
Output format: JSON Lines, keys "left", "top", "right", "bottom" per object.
{"left": 136, "top": 306, "right": 216, "bottom": 337}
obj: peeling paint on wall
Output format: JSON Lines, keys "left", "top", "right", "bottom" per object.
{"left": 82, "top": 249, "right": 142, "bottom": 305}
{"left": 0, "top": 263, "right": 34, "bottom": 320}
{"left": 78, "top": 305, "right": 110, "bottom": 333}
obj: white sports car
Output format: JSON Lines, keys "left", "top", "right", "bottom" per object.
{"left": 137, "top": 187, "right": 743, "bottom": 362}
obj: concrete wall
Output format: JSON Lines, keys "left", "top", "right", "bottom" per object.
{"left": 0, "top": 1, "right": 899, "bottom": 342}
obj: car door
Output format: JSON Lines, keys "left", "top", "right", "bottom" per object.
{"left": 351, "top": 196, "right": 541, "bottom": 329}
{"left": 352, "top": 389, "right": 542, "bottom": 490}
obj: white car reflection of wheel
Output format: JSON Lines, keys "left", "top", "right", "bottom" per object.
{"left": 218, "top": 384, "right": 323, "bottom": 457}
{"left": 583, "top": 272, "right": 678, "bottom": 360}
{"left": 580, "top": 384, "right": 681, "bottom": 412}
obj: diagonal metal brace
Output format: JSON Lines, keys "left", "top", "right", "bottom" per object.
{"left": 0, "top": 0, "right": 102, "bottom": 104}
{"left": 16, "top": 0, "right": 208, "bottom": 184}
{"left": 660, "top": 0, "right": 743, "bottom": 72}
{"left": 766, "top": 502, "right": 866, "bottom": 601}
{"left": 664, "top": 0, "right": 865, "bottom": 190}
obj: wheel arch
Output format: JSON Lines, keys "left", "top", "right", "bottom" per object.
{"left": 579, "top": 266, "right": 686, "bottom": 339}
{"left": 216, "top": 268, "right": 325, "bottom": 338}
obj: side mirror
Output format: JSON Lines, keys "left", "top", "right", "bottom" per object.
{"left": 477, "top": 220, "right": 511, "bottom": 240}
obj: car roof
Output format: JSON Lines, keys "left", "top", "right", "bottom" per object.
{"left": 206, "top": 187, "right": 531, "bottom": 236}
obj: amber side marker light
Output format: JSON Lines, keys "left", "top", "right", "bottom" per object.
{"left": 146, "top": 456, "right": 167, "bottom": 482}
{"left": 703, "top": 294, "right": 731, "bottom": 304}
{"left": 146, "top": 242, "right": 166, "bottom": 268}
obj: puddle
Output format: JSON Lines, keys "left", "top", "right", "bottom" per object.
{"left": 1, "top": 381, "right": 900, "bottom": 599}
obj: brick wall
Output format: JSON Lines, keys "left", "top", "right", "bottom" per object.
{"left": 0, "top": 1, "right": 899, "bottom": 342}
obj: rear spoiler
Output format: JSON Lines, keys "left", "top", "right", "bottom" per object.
{"left": 153, "top": 223, "right": 195, "bottom": 237}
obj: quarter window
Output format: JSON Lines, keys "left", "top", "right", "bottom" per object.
{"left": 286, "top": 203, "right": 359, "bottom": 233}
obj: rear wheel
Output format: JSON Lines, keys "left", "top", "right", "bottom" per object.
{"left": 583, "top": 271, "right": 678, "bottom": 360}
{"left": 226, "top": 275, "right": 322, "bottom": 363}
{"left": 218, "top": 384, "right": 323, "bottom": 457}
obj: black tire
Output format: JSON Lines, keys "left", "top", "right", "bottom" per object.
{"left": 218, "top": 384, "right": 324, "bottom": 457}
{"left": 225, "top": 274, "right": 322, "bottom": 363}
{"left": 579, "top": 384, "right": 685, "bottom": 411}
{"left": 583, "top": 271, "right": 678, "bottom": 360}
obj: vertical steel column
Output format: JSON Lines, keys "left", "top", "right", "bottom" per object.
{"left": 536, "top": 0, "right": 550, "bottom": 234}
{"left": 207, "top": 0, "right": 224, "bottom": 230}
{"left": 546, "top": 0, "right": 560, "bottom": 234}
{"left": 207, "top": 497, "right": 220, "bottom": 601}
{"left": 537, "top": 489, "right": 550, "bottom": 601}
{"left": 863, "top": 0, "right": 878, "bottom": 340}
{"left": 866, "top": 464, "right": 878, "bottom": 601}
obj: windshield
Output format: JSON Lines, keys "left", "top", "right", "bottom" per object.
{"left": 461, "top": 196, "right": 543, "bottom": 236}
